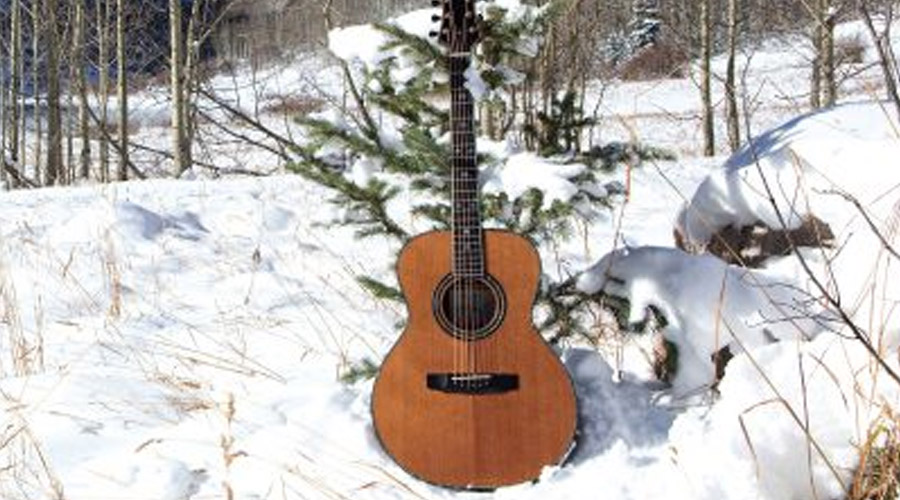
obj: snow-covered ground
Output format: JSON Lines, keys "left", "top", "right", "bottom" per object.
{"left": 1, "top": 6, "right": 899, "bottom": 500}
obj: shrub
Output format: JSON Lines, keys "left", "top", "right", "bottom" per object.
{"left": 835, "top": 35, "right": 866, "bottom": 66}
{"left": 618, "top": 41, "right": 689, "bottom": 81}
{"left": 262, "top": 95, "right": 325, "bottom": 116}
{"left": 852, "top": 408, "right": 900, "bottom": 500}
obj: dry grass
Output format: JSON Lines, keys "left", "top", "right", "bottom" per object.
{"left": 220, "top": 392, "right": 245, "bottom": 500}
{"left": 262, "top": 94, "right": 326, "bottom": 116}
{"left": 618, "top": 42, "right": 689, "bottom": 82}
{"left": 1, "top": 258, "right": 43, "bottom": 377}
{"left": 852, "top": 407, "right": 900, "bottom": 500}
{"left": 104, "top": 232, "right": 122, "bottom": 319}
{"left": 836, "top": 35, "right": 867, "bottom": 66}
{"left": 0, "top": 390, "right": 67, "bottom": 500}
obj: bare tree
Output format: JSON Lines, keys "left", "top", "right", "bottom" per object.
{"left": 700, "top": 0, "right": 715, "bottom": 156}
{"left": 97, "top": 0, "right": 111, "bottom": 182}
{"left": 116, "top": 0, "right": 128, "bottom": 181}
{"left": 75, "top": 0, "right": 91, "bottom": 180}
{"left": 183, "top": 0, "right": 208, "bottom": 173}
{"left": 32, "top": 0, "right": 43, "bottom": 184}
{"left": 7, "top": 0, "right": 23, "bottom": 188}
{"left": 170, "top": 0, "right": 189, "bottom": 175}
{"left": 725, "top": 0, "right": 741, "bottom": 152}
{"left": 1, "top": 43, "right": 6, "bottom": 188}
{"left": 858, "top": 0, "right": 900, "bottom": 117}
{"left": 44, "top": 0, "right": 63, "bottom": 185}
{"left": 821, "top": 1, "right": 838, "bottom": 106}
{"left": 810, "top": 0, "right": 841, "bottom": 108}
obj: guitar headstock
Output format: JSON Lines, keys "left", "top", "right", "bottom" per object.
{"left": 430, "top": 0, "right": 481, "bottom": 52}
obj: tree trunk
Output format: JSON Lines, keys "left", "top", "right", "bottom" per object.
{"left": 810, "top": 0, "right": 823, "bottom": 109}
{"left": 700, "top": 0, "right": 715, "bottom": 156}
{"left": 725, "top": 0, "right": 741, "bottom": 152}
{"left": 859, "top": 0, "right": 900, "bottom": 119}
{"left": 117, "top": 0, "right": 129, "bottom": 181}
{"left": 171, "top": 0, "right": 188, "bottom": 175}
{"left": 45, "top": 0, "right": 62, "bottom": 186}
{"left": 98, "top": 0, "right": 111, "bottom": 182}
{"left": 1, "top": 58, "right": 6, "bottom": 188}
{"left": 33, "top": 4, "right": 43, "bottom": 184}
{"left": 8, "top": 0, "right": 22, "bottom": 188}
{"left": 76, "top": 0, "right": 91, "bottom": 180}
{"left": 183, "top": 0, "right": 204, "bottom": 173}
{"left": 821, "top": 1, "right": 837, "bottom": 106}
{"left": 67, "top": 18, "right": 76, "bottom": 181}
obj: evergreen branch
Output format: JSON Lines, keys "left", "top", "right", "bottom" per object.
{"left": 356, "top": 276, "right": 404, "bottom": 302}
{"left": 375, "top": 22, "right": 446, "bottom": 66}
{"left": 289, "top": 156, "right": 409, "bottom": 242}
{"left": 340, "top": 358, "right": 380, "bottom": 384}
{"left": 298, "top": 117, "right": 388, "bottom": 161}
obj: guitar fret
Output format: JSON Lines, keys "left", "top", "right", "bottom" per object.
{"left": 448, "top": 49, "right": 486, "bottom": 278}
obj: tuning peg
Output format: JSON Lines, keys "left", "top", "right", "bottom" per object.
{"left": 429, "top": 30, "right": 438, "bottom": 38}
{"left": 432, "top": 14, "right": 441, "bottom": 22}
{"left": 431, "top": 0, "right": 440, "bottom": 6}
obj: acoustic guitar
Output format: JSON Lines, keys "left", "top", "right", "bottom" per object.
{"left": 370, "top": 0, "right": 577, "bottom": 489}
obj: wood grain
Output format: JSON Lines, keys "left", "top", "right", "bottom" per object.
{"left": 371, "top": 230, "right": 577, "bottom": 489}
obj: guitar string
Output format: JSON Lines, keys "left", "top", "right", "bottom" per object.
{"left": 451, "top": 16, "right": 487, "bottom": 391}
{"left": 453, "top": 42, "right": 473, "bottom": 386}
{"left": 452, "top": 49, "right": 460, "bottom": 382}
{"left": 461, "top": 49, "right": 476, "bottom": 384}
{"left": 453, "top": 48, "right": 466, "bottom": 383}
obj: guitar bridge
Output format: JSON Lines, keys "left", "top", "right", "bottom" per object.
{"left": 426, "top": 373, "right": 519, "bottom": 395}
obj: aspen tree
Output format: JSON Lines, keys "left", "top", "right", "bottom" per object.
{"left": 117, "top": 0, "right": 129, "bottom": 181}
{"left": 700, "top": 0, "right": 715, "bottom": 156}
{"left": 33, "top": 1, "right": 43, "bottom": 184}
{"left": 6, "top": 0, "right": 23, "bottom": 188}
{"left": 725, "top": 0, "right": 741, "bottom": 152}
{"left": 75, "top": 0, "right": 91, "bottom": 180}
{"left": 171, "top": 0, "right": 188, "bottom": 175}
{"left": 45, "top": 0, "right": 63, "bottom": 185}
{"left": 98, "top": 0, "right": 111, "bottom": 181}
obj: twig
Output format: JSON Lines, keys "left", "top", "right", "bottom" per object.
{"left": 822, "top": 188, "right": 900, "bottom": 262}
{"left": 751, "top": 144, "right": 900, "bottom": 387}
{"left": 197, "top": 86, "right": 299, "bottom": 152}
{"left": 84, "top": 103, "right": 147, "bottom": 180}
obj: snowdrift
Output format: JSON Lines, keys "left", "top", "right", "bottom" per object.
{"left": 581, "top": 101, "right": 900, "bottom": 499}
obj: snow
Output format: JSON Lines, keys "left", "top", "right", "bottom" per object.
{"left": 328, "top": 8, "right": 439, "bottom": 94}
{"left": 576, "top": 246, "right": 829, "bottom": 394}
{"left": 1, "top": 6, "right": 900, "bottom": 500}
{"left": 678, "top": 101, "right": 900, "bottom": 247}
{"left": 676, "top": 101, "right": 900, "bottom": 361}
{"left": 482, "top": 153, "right": 587, "bottom": 204}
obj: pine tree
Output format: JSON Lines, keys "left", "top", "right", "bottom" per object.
{"left": 291, "top": 2, "right": 674, "bottom": 344}
{"left": 629, "top": 0, "right": 661, "bottom": 51}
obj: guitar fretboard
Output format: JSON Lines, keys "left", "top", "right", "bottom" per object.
{"left": 449, "top": 52, "right": 484, "bottom": 277}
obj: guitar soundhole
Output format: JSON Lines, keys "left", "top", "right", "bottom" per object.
{"left": 433, "top": 274, "right": 506, "bottom": 340}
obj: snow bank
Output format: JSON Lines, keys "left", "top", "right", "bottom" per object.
{"left": 677, "top": 101, "right": 900, "bottom": 349}
{"left": 580, "top": 101, "right": 900, "bottom": 499}
{"left": 678, "top": 101, "right": 900, "bottom": 246}
{"left": 577, "top": 246, "right": 828, "bottom": 394}
{"left": 669, "top": 332, "right": 897, "bottom": 500}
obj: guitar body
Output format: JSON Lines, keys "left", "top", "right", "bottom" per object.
{"left": 372, "top": 230, "right": 577, "bottom": 489}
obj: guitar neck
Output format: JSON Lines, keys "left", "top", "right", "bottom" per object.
{"left": 449, "top": 51, "right": 484, "bottom": 277}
